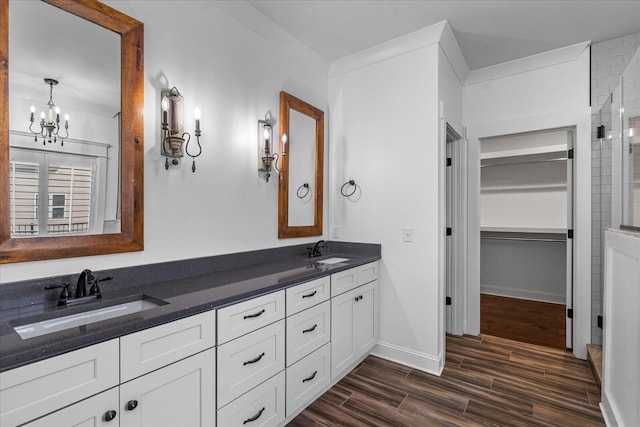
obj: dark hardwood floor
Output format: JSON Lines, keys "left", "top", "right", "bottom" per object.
{"left": 289, "top": 334, "right": 603, "bottom": 426}
{"left": 481, "top": 294, "right": 566, "bottom": 350}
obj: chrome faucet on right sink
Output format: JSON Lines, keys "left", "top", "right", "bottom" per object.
{"left": 308, "top": 240, "right": 327, "bottom": 258}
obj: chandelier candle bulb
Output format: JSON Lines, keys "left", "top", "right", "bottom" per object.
{"left": 194, "top": 107, "right": 201, "bottom": 133}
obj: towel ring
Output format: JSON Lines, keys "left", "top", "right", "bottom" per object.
{"left": 340, "top": 180, "right": 357, "bottom": 197}
{"left": 297, "top": 183, "right": 310, "bottom": 199}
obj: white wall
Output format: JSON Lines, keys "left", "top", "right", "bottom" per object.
{"left": 464, "top": 43, "right": 592, "bottom": 358}
{"left": 1, "top": 1, "right": 329, "bottom": 283}
{"left": 328, "top": 21, "right": 465, "bottom": 375}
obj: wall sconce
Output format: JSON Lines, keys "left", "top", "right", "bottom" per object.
{"left": 258, "top": 112, "right": 286, "bottom": 182}
{"left": 161, "top": 87, "right": 202, "bottom": 172}
{"left": 28, "top": 78, "right": 69, "bottom": 146}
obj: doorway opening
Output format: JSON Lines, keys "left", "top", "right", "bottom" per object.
{"left": 478, "top": 128, "right": 574, "bottom": 350}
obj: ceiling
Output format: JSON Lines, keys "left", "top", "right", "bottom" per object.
{"left": 247, "top": 0, "right": 640, "bottom": 70}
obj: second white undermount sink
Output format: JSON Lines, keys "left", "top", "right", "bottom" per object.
{"left": 316, "top": 257, "right": 349, "bottom": 265}
{"left": 13, "top": 297, "right": 165, "bottom": 340}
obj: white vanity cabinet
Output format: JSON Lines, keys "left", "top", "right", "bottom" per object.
{"left": 0, "top": 339, "right": 119, "bottom": 427}
{"left": 330, "top": 262, "right": 379, "bottom": 381}
{"left": 23, "top": 387, "right": 120, "bottom": 427}
{"left": 119, "top": 310, "right": 217, "bottom": 427}
{"left": 119, "top": 348, "right": 216, "bottom": 427}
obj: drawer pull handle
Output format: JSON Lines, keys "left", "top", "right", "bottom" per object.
{"left": 302, "top": 290, "right": 317, "bottom": 298}
{"left": 126, "top": 400, "right": 138, "bottom": 411}
{"left": 243, "top": 352, "right": 265, "bottom": 366}
{"left": 302, "top": 370, "right": 318, "bottom": 383}
{"left": 243, "top": 407, "right": 265, "bottom": 424}
{"left": 244, "top": 309, "right": 266, "bottom": 319}
{"left": 104, "top": 410, "right": 117, "bottom": 422}
{"left": 302, "top": 324, "right": 318, "bottom": 334}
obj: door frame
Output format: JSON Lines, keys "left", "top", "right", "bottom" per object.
{"left": 462, "top": 109, "right": 591, "bottom": 359}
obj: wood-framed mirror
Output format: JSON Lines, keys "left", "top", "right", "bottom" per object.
{"left": 278, "top": 91, "right": 323, "bottom": 238}
{"left": 0, "top": 0, "right": 144, "bottom": 263}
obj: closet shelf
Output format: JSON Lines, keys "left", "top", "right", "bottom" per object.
{"left": 481, "top": 183, "right": 567, "bottom": 192}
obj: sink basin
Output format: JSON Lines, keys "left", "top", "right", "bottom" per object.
{"left": 13, "top": 297, "right": 166, "bottom": 340}
{"left": 316, "top": 257, "right": 349, "bottom": 265}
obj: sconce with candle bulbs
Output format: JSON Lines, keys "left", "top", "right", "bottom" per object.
{"left": 28, "top": 78, "right": 70, "bottom": 146}
{"left": 160, "top": 87, "right": 202, "bottom": 172}
{"left": 258, "top": 112, "right": 286, "bottom": 182}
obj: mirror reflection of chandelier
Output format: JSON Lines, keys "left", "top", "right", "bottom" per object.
{"left": 28, "top": 78, "right": 70, "bottom": 146}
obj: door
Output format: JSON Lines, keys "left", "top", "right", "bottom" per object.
{"left": 24, "top": 388, "right": 119, "bottom": 427}
{"left": 331, "top": 289, "right": 356, "bottom": 380}
{"left": 566, "top": 130, "right": 575, "bottom": 350}
{"left": 445, "top": 124, "right": 466, "bottom": 335}
{"left": 354, "top": 280, "right": 378, "bottom": 355}
{"left": 119, "top": 348, "right": 215, "bottom": 427}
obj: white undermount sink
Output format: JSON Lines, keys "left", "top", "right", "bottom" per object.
{"left": 13, "top": 298, "right": 165, "bottom": 340}
{"left": 316, "top": 257, "right": 349, "bottom": 265}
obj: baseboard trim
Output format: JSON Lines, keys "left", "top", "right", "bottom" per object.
{"left": 600, "top": 390, "right": 620, "bottom": 427}
{"left": 371, "top": 341, "right": 443, "bottom": 376}
{"left": 481, "top": 285, "right": 565, "bottom": 304}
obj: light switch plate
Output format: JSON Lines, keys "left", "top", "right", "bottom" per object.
{"left": 403, "top": 227, "right": 413, "bottom": 242}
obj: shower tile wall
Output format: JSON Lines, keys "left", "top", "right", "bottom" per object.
{"left": 590, "top": 32, "right": 640, "bottom": 345}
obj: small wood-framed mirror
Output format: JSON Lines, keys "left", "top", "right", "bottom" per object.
{"left": 0, "top": 0, "right": 144, "bottom": 263}
{"left": 278, "top": 91, "right": 324, "bottom": 238}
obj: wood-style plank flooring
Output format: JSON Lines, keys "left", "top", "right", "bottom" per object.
{"left": 481, "top": 294, "right": 566, "bottom": 350}
{"left": 289, "top": 334, "right": 603, "bottom": 426}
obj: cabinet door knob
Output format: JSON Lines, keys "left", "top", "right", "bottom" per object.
{"left": 104, "top": 410, "right": 117, "bottom": 422}
{"left": 126, "top": 400, "right": 138, "bottom": 411}
{"left": 243, "top": 407, "right": 265, "bottom": 424}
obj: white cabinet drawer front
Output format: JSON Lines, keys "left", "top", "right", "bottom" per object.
{"left": 286, "top": 343, "right": 331, "bottom": 418}
{"left": 358, "top": 262, "right": 379, "bottom": 286}
{"left": 24, "top": 387, "right": 119, "bottom": 427}
{"left": 218, "top": 291, "right": 285, "bottom": 344}
{"left": 217, "top": 320, "right": 285, "bottom": 408}
{"left": 120, "top": 348, "right": 216, "bottom": 427}
{"left": 330, "top": 266, "right": 358, "bottom": 297}
{"left": 120, "top": 310, "right": 216, "bottom": 382}
{"left": 286, "top": 276, "right": 330, "bottom": 315}
{"left": 217, "top": 371, "right": 285, "bottom": 427}
{"left": 0, "top": 339, "right": 119, "bottom": 427}
{"left": 286, "top": 300, "right": 330, "bottom": 366}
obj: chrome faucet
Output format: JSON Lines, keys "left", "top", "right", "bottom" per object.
{"left": 308, "top": 240, "right": 326, "bottom": 258}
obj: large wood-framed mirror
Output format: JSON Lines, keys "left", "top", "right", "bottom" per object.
{"left": 278, "top": 91, "right": 323, "bottom": 238}
{"left": 0, "top": 0, "right": 144, "bottom": 263}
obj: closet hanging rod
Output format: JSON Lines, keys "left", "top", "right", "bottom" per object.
{"left": 481, "top": 158, "right": 567, "bottom": 168}
{"left": 481, "top": 236, "right": 566, "bottom": 243}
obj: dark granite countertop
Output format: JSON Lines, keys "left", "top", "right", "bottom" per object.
{"left": 0, "top": 241, "right": 380, "bottom": 372}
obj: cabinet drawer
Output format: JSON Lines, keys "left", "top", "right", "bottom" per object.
{"left": 120, "top": 310, "right": 216, "bottom": 382}
{"left": 217, "top": 320, "right": 285, "bottom": 408}
{"left": 331, "top": 266, "right": 358, "bottom": 297}
{"left": 0, "top": 339, "right": 119, "bottom": 427}
{"left": 286, "top": 300, "right": 330, "bottom": 366}
{"left": 286, "top": 276, "right": 330, "bottom": 315}
{"left": 331, "top": 262, "right": 379, "bottom": 297}
{"left": 217, "top": 371, "right": 285, "bottom": 427}
{"left": 358, "top": 261, "right": 378, "bottom": 286}
{"left": 286, "top": 343, "right": 331, "bottom": 418}
{"left": 218, "top": 291, "right": 285, "bottom": 344}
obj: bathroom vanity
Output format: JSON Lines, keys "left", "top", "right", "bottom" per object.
{"left": 0, "top": 242, "right": 380, "bottom": 426}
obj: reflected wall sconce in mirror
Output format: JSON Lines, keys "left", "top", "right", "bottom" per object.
{"left": 258, "top": 112, "right": 286, "bottom": 182}
{"left": 161, "top": 87, "right": 202, "bottom": 172}
{"left": 28, "top": 78, "right": 69, "bottom": 145}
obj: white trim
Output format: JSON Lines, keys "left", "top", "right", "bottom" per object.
{"left": 10, "top": 130, "right": 110, "bottom": 158}
{"left": 371, "top": 341, "right": 443, "bottom": 376}
{"left": 466, "top": 107, "right": 591, "bottom": 360}
{"left": 465, "top": 41, "right": 591, "bottom": 86}
{"left": 329, "top": 21, "right": 446, "bottom": 78}
{"left": 438, "top": 21, "right": 469, "bottom": 84}
{"left": 480, "top": 287, "right": 565, "bottom": 304}
{"left": 600, "top": 392, "right": 620, "bottom": 427}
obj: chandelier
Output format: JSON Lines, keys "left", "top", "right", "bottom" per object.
{"left": 28, "top": 78, "right": 70, "bottom": 146}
